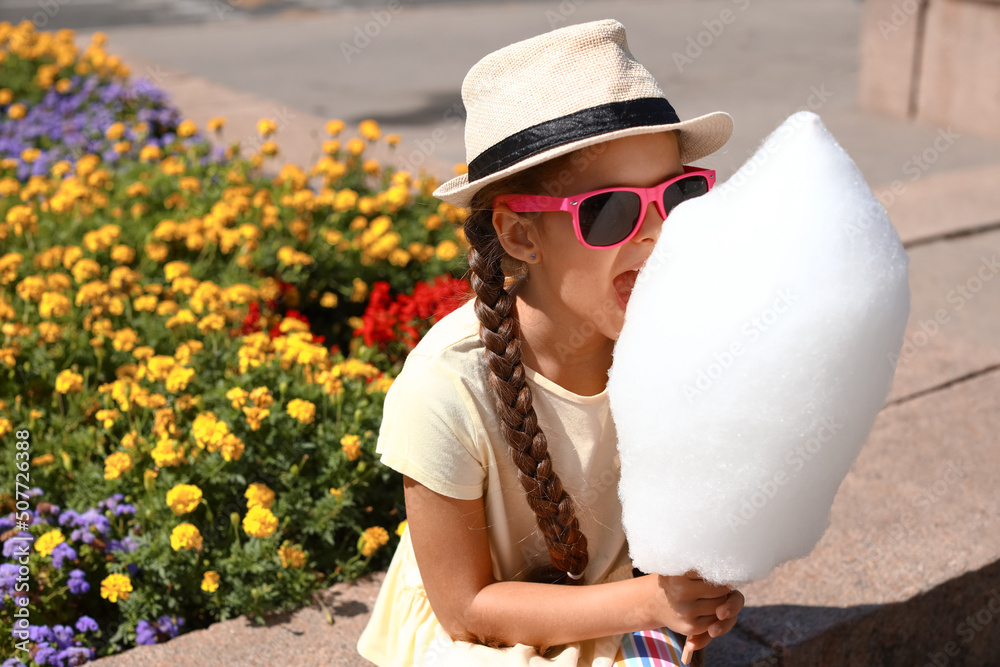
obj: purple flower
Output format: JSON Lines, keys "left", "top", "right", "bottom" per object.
{"left": 52, "top": 624, "right": 75, "bottom": 650}
{"left": 34, "top": 643, "right": 62, "bottom": 666}
{"left": 108, "top": 535, "right": 139, "bottom": 555}
{"left": 27, "top": 625, "right": 55, "bottom": 644}
{"left": 134, "top": 620, "right": 157, "bottom": 646}
{"left": 135, "top": 615, "right": 185, "bottom": 645}
{"left": 2, "top": 532, "right": 32, "bottom": 558}
{"left": 0, "top": 562, "right": 19, "bottom": 595}
{"left": 51, "top": 542, "right": 77, "bottom": 569}
{"left": 57, "top": 647, "right": 92, "bottom": 666}
{"left": 113, "top": 504, "right": 137, "bottom": 517}
{"left": 2, "top": 656, "right": 28, "bottom": 667}
{"left": 75, "top": 616, "right": 98, "bottom": 633}
{"left": 67, "top": 569, "right": 90, "bottom": 595}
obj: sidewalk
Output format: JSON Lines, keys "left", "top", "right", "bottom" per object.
{"left": 84, "top": 1, "right": 1000, "bottom": 664}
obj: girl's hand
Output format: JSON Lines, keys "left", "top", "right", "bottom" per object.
{"left": 647, "top": 570, "right": 745, "bottom": 652}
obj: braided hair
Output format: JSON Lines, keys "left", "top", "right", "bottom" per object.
{"left": 461, "top": 154, "right": 590, "bottom": 587}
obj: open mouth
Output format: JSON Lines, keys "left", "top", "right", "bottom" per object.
{"left": 613, "top": 269, "right": 639, "bottom": 309}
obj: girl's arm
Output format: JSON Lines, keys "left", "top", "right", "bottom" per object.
{"left": 403, "top": 475, "right": 744, "bottom": 651}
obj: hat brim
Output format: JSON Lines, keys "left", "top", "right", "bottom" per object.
{"left": 433, "top": 110, "right": 733, "bottom": 209}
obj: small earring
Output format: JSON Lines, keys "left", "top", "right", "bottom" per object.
{"left": 530, "top": 253, "right": 536, "bottom": 260}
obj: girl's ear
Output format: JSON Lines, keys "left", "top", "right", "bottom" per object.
{"left": 492, "top": 203, "right": 540, "bottom": 263}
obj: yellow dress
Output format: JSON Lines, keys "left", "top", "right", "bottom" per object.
{"left": 356, "top": 298, "right": 634, "bottom": 666}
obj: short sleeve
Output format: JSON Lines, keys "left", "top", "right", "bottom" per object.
{"left": 375, "top": 353, "right": 486, "bottom": 500}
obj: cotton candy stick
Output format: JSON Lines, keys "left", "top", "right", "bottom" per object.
{"left": 607, "top": 112, "right": 910, "bottom": 655}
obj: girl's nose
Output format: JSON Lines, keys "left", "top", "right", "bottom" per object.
{"left": 633, "top": 201, "right": 665, "bottom": 244}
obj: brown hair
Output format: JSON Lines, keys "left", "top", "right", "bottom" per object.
{"left": 462, "top": 152, "right": 590, "bottom": 588}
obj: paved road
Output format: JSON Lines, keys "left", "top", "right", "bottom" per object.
{"left": 0, "top": 0, "right": 552, "bottom": 31}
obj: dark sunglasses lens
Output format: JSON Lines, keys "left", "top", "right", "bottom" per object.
{"left": 578, "top": 191, "right": 642, "bottom": 247}
{"left": 662, "top": 176, "right": 710, "bottom": 217}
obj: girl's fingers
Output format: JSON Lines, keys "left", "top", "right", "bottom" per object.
{"left": 716, "top": 589, "right": 746, "bottom": 620}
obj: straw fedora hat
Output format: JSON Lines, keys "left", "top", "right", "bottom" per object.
{"left": 433, "top": 18, "right": 733, "bottom": 209}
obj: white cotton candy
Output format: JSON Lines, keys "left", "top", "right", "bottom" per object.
{"left": 607, "top": 111, "right": 910, "bottom": 588}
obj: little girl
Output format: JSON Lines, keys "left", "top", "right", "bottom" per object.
{"left": 357, "top": 18, "right": 745, "bottom": 667}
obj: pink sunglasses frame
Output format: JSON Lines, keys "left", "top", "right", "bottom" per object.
{"left": 493, "top": 165, "right": 716, "bottom": 250}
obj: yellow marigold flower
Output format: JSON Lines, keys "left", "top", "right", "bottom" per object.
{"left": 55, "top": 369, "right": 84, "bottom": 394}
{"left": 201, "top": 570, "right": 220, "bottom": 592}
{"left": 286, "top": 398, "right": 316, "bottom": 425}
{"left": 151, "top": 438, "right": 186, "bottom": 467}
{"left": 104, "top": 452, "right": 133, "bottom": 480}
{"left": 145, "top": 241, "right": 169, "bottom": 262}
{"left": 249, "top": 386, "right": 274, "bottom": 409}
{"left": 164, "top": 366, "right": 194, "bottom": 394}
{"left": 322, "top": 139, "right": 340, "bottom": 155}
{"left": 0, "top": 89, "right": 12, "bottom": 105}
{"left": 167, "top": 484, "right": 203, "bottom": 515}
{"left": 325, "top": 119, "right": 345, "bottom": 136}
{"left": 114, "top": 140, "right": 131, "bottom": 153}
{"left": 37, "top": 529, "right": 66, "bottom": 557}
{"left": 279, "top": 543, "right": 306, "bottom": 568}
{"left": 320, "top": 291, "right": 338, "bottom": 308}
{"left": 20, "top": 148, "right": 40, "bottom": 163}
{"left": 362, "top": 159, "right": 379, "bottom": 175}
{"left": 386, "top": 134, "right": 401, "bottom": 147}
{"left": 126, "top": 182, "right": 149, "bottom": 198}
{"left": 242, "top": 406, "right": 269, "bottom": 431}
{"left": 453, "top": 163, "right": 469, "bottom": 175}
{"left": 177, "top": 120, "right": 197, "bottom": 137}
{"left": 388, "top": 248, "right": 411, "bottom": 267}
{"left": 257, "top": 118, "right": 278, "bottom": 137}
{"left": 220, "top": 433, "right": 245, "bottom": 462}
{"left": 207, "top": 117, "right": 226, "bottom": 132}
{"left": 346, "top": 138, "right": 365, "bottom": 156}
{"left": 100, "top": 573, "right": 133, "bottom": 603}
{"left": 105, "top": 122, "right": 125, "bottom": 140}
{"left": 350, "top": 278, "right": 368, "bottom": 303}
{"left": 32, "top": 453, "right": 56, "bottom": 466}
{"left": 359, "top": 526, "right": 389, "bottom": 557}
{"left": 424, "top": 214, "right": 443, "bottom": 231}
{"left": 226, "top": 387, "right": 248, "bottom": 409}
{"left": 245, "top": 482, "right": 275, "bottom": 510}
{"left": 333, "top": 188, "right": 358, "bottom": 212}
{"left": 95, "top": 409, "right": 120, "bottom": 429}
{"left": 139, "top": 144, "right": 162, "bottom": 162}
{"left": 242, "top": 506, "right": 278, "bottom": 538}
{"left": 435, "top": 240, "right": 459, "bottom": 261}
{"left": 163, "top": 261, "right": 190, "bottom": 281}
{"left": 112, "top": 328, "right": 138, "bottom": 352}
{"left": 260, "top": 140, "right": 278, "bottom": 157}
{"left": 341, "top": 434, "right": 362, "bottom": 461}
{"left": 8, "top": 103, "right": 27, "bottom": 120}
{"left": 366, "top": 376, "right": 394, "bottom": 394}
{"left": 170, "top": 523, "right": 203, "bottom": 551}
{"left": 359, "top": 119, "right": 381, "bottom": 141}
{"left": 330, "top": 487, "right": 343, "bottom": 501}
{"left": 192, "top": 412, "right": 230, "bottom": 452}
{"left": 196, "top": 313, "right": 226, "bottom": 334}
{"left": 395, "top": 520, "right": 407, "bottom": 537}
{"left": 111, "top": 244, "right": 135, "bottom": 264}
{"left": 40, "top": 292, "right": 71, "bottom": 319}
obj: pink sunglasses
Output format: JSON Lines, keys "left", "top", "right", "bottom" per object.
{"left": 494, "top": 165, "right": 716, "bottom": 250}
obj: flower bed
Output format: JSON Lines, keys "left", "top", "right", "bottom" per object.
{"left": 0, "top": 20, "right": 472, "bottom": 666}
